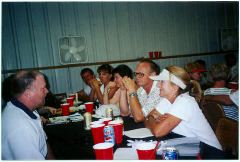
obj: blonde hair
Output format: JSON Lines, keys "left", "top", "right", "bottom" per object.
{"left": 210, "top": 63, "right": 229, "bottom": 81}
{"left": 190, "top": 80, "right": 202, "bottom": 103}
{"left": 166, "top": 65, "right": 191, "bottom": 86}
{"left": 166, "top": 65, "right": 202, "bottom": 102}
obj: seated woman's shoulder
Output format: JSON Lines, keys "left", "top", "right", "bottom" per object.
{"left": 179, "top": 93, "right": 198, "bottom": 103}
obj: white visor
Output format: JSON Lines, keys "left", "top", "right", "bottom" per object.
{"left": 149, "top": 69, "right": 187, "bottom": 90}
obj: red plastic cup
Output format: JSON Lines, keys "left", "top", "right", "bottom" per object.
{"left": 93, "top": 142, "right": 114, "bottom": 160}
{"left": 61, "top": 103, "right": 70, "bottom": 116}
{"left": 85, "top": 102, "right": 94, "bottom": 114}
{"left": 159, "top": 51, "right": 162, "bottom": 58}
{"left": 148, "top": 52, "right": 153, "bottom": 59}
{"left": 91, "top": 124, "right": 105, "bottom": 144}
{"left": 109, "top": 120, "right": 123, "bottom": 145}
{"left": 154, "top": 51, "right": 159, "bottom": 58}
{"left": 228, "top": 82, "right": 238, "bottom": 90}
{"left": 68, "top": 94, "right": 76, "bottom": 100}
{"left": 66, "top": 97, "right": 74, "bottom": 107}
{"left": 136, "top": 142, "right": 156, "bottom": 160}
{"left": 99, "top": 118, "right": 112, "bottom": 126}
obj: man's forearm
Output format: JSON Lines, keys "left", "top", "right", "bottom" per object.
{"left": 129, "top": 95, "right": 145, "bottom": 122}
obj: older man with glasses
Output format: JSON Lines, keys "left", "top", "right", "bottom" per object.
{"left": 122, "top": 59, "right": 163, "bottom": 122}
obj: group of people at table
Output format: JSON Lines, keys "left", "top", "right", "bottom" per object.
{"left": 2, "top": 53, "right": 239, "bottom": 160}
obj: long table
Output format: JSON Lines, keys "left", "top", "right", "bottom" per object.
{"left": 44, "top": 114, "right": 191, "bottom": 160}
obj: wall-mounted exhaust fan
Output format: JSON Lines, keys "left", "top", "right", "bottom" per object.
{"left": 59, "top": 36, "right": 88, "bottom": 64}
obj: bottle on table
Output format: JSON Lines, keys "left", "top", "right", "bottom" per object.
{"left": 84, "top": 112, "right": 92, "bottom": 130}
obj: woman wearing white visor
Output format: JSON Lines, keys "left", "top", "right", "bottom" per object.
{"left": 145, "top": 65, "right": 224, "bottom": 159}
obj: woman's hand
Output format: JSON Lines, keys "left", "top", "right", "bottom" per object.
{"left": 90, "top": 79, "right": 101, "bottom": 89}
{"left": 105, "top": 81, "right": 117, "bottom": 92}
{"left": 155, "top": 114, "right": 169, "bottom": 122}
{"left": 47, "top": 107, "right": 57, "bottom": 115}
{"left": 147, "top": 109, "right": 168, "bottom": 122}
{"left": 148, "top": 109, "right": 161, "bottom": 120}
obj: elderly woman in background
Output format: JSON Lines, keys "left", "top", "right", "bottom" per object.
{"left": 103, "top": 64, "right": 133, "bottom": 116}
{"left": 145, "top": 65, "right": 223, "bottom": 159}
{"left": 203, "top": 63, "right": 238, "bottom": 121}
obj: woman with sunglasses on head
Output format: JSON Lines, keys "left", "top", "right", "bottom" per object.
{"left": 145, "top": 65, "right": 223, "bottom": 159}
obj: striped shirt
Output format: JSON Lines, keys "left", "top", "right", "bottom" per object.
{"left": 204, "top": 88, "right": 231, "bottom": 96}
{"left": 222, "top": 105, "right": 238, "bottom": 121}
{"left": 204, "top": 88, "right": 238, "bottom": 121}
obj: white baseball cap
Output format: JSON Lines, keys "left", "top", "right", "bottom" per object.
{"left": 149, "top": 69, "right": 187, "bottom": 90}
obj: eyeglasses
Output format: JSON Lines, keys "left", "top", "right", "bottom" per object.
{"left": 133, "top": 72, "right": 145, "bottom": 78}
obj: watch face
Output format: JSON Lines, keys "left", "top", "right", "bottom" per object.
{"left": 129, "top": 92, "right": 137, "bottom": 97}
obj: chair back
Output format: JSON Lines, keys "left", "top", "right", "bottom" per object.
{"left": 55, "top": 92, "right": 67, "bottom": 101}
{"left": 215, "top": 117, "right": 238, "bottom": 157}
{"left": 201, "top": 102, "right": 225, "bottom": 132}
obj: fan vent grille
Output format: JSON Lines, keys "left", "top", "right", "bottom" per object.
{"left": 59, "top": 36, "right": 88, "bottom": 65}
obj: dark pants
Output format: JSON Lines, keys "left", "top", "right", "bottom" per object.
{"left": 200, "top": 142, "right": 225, "bottom": 159}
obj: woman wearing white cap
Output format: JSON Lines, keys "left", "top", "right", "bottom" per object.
{"left": 145, "top": 65, "right": 223, "bottom": 159}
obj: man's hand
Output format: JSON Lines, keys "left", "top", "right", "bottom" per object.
{"left": 40, "top": 116, "right": 49, "bottom": 124}
{"left": 122, "top": 77, "right": 138, "bottom": 93}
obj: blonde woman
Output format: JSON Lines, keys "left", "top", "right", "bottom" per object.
{"left": 145, "top": 65, "right": 223, "bottom": 159}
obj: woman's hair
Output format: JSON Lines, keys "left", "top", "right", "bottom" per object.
{"left": 210, "top": 63, "right": 230, "bottom": 82}
{"left": 166, "top": 65, "right": 202, "bottom": 102}
{"left": 112, "top": 64, "right": 133, "bottom": 79}
{"left": 97, "top": 64, "right": 113, "bottom": 74}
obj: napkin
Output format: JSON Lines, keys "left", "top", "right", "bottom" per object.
{"left": 124, "top": 128, "right": 154, "bottom": 138}
{"left": 69, "top": 105, "right": 85, "bottom": 112}
{"left": 74, "top": 101, "right": 82, "bottom": 106}
{"left": 49, "top": 116, "right": 68, "bottom": 124}
{"left": 91, "top": 114, "right": 102, "bottom": 119}
{"left": 127, "top": 139, "right": 157, "bottom": 148}
{"left": 95, "top": 104, "right": 120, "bottom": 117}
{"left": 69, "top": 112, "right": 84, "bottom": 122}
{"left": 69, "top": 112, "right": 81, "bottom": 117}
{"left": 114, "top": 148, "right": 138, "bottom": 160}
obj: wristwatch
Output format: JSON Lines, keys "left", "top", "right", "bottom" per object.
{"left": 129, "top": 92, "right": 138, "bottom": 97}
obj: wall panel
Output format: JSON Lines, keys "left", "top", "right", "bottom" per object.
{"left": 115, "top": 3, "right": 131, "bottom": 60}
{"left": 12, "top": 3, "right": 35, "bottom": 68}
{"left": 2, "top": 3, "right": 19, "bottom": 75}
{"left": 2, "top": 2, "right": 238, "bottom": 94}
